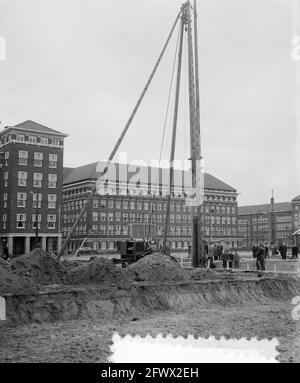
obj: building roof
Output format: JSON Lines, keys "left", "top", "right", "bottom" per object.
{"left": 1, "top": 120, "right": 68, "bottom": 137}
{"left": 63, "top": 167, "right": 74, "bottom": 180}
{"left": 292, "top": 195, "right": 300, "bottom": 202}
{"left": 63, "top": 161, "right": 237, "bottom": 192}
{"left": 238, "top": 202, "right": 292, "bottom": 216}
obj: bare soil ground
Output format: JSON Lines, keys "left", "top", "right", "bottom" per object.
{"left": 0, "top": 299, "right": 299, "bottom": 363}
{"left": 1, "top": 251, "right": 299, "bottom": 363}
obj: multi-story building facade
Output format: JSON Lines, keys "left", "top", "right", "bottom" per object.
{"left": 0, "top": 120, "right": 68, "bottom": 255}
{"left": 292, "top": 195, "right": 300, "bottom": 246}
{"left": 238, "top": 201, "right": 294, "bottom": 248}
{"left": 62, "top": 162, "right": 238, "bottom": 252}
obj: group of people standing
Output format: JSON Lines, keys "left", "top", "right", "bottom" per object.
{"left": 252, "top": 242, "right": 299, "bottom": 261}
{"left": 188, "top": 242, "right": 240, "bottom": 269}
{"left": 251, "top": 242, "right": 299, "bottom": 275}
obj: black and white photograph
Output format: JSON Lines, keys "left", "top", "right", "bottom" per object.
{"left": 0, "top": 0, "right": 300, "bottom": 366}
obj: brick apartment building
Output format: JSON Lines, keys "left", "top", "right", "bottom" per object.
{"left": 0, "top": 120, "right": 68, "bottom": 256}
{"left": 62, "top": 162, "right": 239, "bottom": 252}
{"left": 238, "top": 199, "right": 299, "bottom": 248}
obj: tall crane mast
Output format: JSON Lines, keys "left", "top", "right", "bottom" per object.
{"left": 184, "top": 1, "right": 203, "bottom": 267}
{"left": 58, "top": 1, "right": 204, "bottom": 266}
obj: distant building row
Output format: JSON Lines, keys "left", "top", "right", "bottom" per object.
{"left": 238, "top": 197, "right": 300, "bottom": 248}
{"left": 1, "top": 120, "right": 298, "bottom": 257}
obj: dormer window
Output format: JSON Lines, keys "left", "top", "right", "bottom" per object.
{"left": 16, "top": 134, "right": 25, "bottom": 142}
{"left": 40, "top": 137, "right": 49, "bottom": 145}
{"left": 29, "top": 136, "right": 37, "bottom": 144}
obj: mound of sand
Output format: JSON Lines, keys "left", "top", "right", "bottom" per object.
{"left": 126, "top": 253, "right": 190, "bottom": 282}
{"left": 0, "top": 258, "right": 38, "bottom": 295}
{"left": 69, "top": 257, "right": 133, "bottom": 289}
{"left": 10, "top": 249, "right": 70, "bottom": 285}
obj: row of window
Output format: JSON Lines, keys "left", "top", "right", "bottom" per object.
{"left": 63, "top": 198, "right": 237, "bottom": 215}
{"left": 1, "top": 134, "right": 60, "bottom": 147}
{"left": 17, "top": 171, "right": 57, "bottom": 188}
{"left": 92, "top": 199, "right": 236, "bottom": 214}
{"left": 62, "top": 211, "right": 237, "bottom": 226}
{"left": 238, "top": 215, "right": 293, "bottom": 225}
{"left": 238, "top": 223, "right": 293, "bottom": 231}
{"left": 13, "top": 193, "right": 57, "bottom": 208}
{"left": 62, "top": 225, "right": 237, "bottom": 237}
{"left": 15, "top": 151, "right": 58, "bottom": 168}
{"left": 2, "top": 193, "right": 56, "bottom": 209}
{"left": 2, "top": 214, "right": 57, "bottom": 229}
{"left": 64, "top": 185, "right": 237, "bottom": 202}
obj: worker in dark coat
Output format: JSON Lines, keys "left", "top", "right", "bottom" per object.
{"left": 256, "top": 243, "right": 266, "bottom": 274}
{"left": 252, "top": 244, "right": 258, "bottom": 258}
{"left": 279, "top": 243, "right": 287, "bottom": 260}
{"left": 228, "top": 252, "right": 234, "bottom": 268}
{"left": 219, "top": 245, "right": 223, "bottom": 260}
{"left": 233, "top": 252, "right": 240, "bottom": 269}
{"left": 292, "top": 245, "right": 299, "bottom": 259}
{"left": 213, "top": 244, "right": 218, "bottom": 260}
{"left": 264, "top": 244, "right": 269, "bottom": 259}
{"left": 221, "top": 250, "right": 229, "bottom": 269}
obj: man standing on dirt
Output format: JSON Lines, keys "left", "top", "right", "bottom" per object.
{"left": 279, "top": 243, "right": 287, "bottom": 260}
{"left": 233, "top": 251, "right": 240, "bottom": 269}
{"left": 213, "top": 244, "right": 218, "bottom": 260}
{"left": 219, "top": 244, "right": 223, "bottom": 260}
{"left": 256, "top": 243, "right": 266, "bottom": 276}
{"left": 221, "top": 250, "right": 229, "bottom": 269}
{"left": 292, "top": 245, "right": 299, "bottom": 259}
{"left": 252, "top": 244, "right": 258, "bottom": 258}
{"left": 264, "top": 244, "right": 269, "bottom": 259}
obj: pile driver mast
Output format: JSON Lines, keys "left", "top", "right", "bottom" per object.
{"left": 58, "top": 0, "right": 204, "bottom": 266}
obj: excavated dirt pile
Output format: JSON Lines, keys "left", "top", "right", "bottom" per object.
{"left": 125, "top": 253, "right": 190, "bottom": 282}
{"left": 0, "top": 258, "right": 37, "bottom": 295}
{"left": 190, "top": 268, "right": 221, "bottom": 280}
{"left": 69, "top": 257, "right": 133, "bottom": 289}
{"left": 10, "top": 249, "right": 70, "bottom": 285}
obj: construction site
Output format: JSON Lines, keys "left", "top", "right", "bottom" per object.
{"left": 1, "top": 0, "right": 300, "bottom": 363}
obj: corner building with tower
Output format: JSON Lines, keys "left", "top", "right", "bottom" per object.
{"left": 0, "top": 120, "right": 68, "bottom": 255}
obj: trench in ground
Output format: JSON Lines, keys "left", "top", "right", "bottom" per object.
{"left": 2, "top": 275, "right": 299, "bottom": 325}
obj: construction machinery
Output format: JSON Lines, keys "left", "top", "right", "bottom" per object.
{"left": 58, "top": 0, "right": 204, "bottom": 267}
{"left": 113, "top": 240, "right": 151, "bottom": 267}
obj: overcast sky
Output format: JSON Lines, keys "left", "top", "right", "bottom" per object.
{"left": 0, "top": 0, "right": 299, "bottom": 205}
